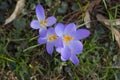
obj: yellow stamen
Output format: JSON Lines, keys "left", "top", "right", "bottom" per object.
{"left": 48, "top": 35, "right": 57, "bottom": 41}
{"left": 40, "top": 20, "right": 47, "bottom": 27}
{"left": 63, "top": 35, "right": 73, "bottom": 44}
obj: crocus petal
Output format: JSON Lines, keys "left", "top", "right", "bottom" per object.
{"left": 64, "top": 23, "right": 76, "bottom": 35}
{"left": 39, "top": 28, "right": 47, "bottom": 37}
{"left": 61, "top": 46, "right": 71, "bottom": 60}
{"left": 36, "top": 4, "right": 45, "bottom": 21}
{"left": 72, "top": 29, "right": 90, "bottom": 40}
{"left": 61, "top": 56, "right": 67, "bottom": 61}
{"left": 56, "top": 47, "right": 62, "bottom": 53}
{"left": 47, "top": 28, "right": 55, "bottom": 36}
{"left": 30, "top": 20, "right": 40, "bottom": 29}
{"left": 69, "top": 41, "right": 83, "bottom": 54}
{"left": 54, "top": 38, "right": 63, "bottom": 47}
{"left": 46, "top": 42, "right": 54, "bottom": 54}
{"left": 55, "top": 23, "right": 65, "bottom": 37}
{"left": 46, "top": 16, "right": 57, "bottom": 26}
{"left": 37, "top": 37, "right": 47, "bottom": 44}
{"left": 70, "top": 54, "right": 79, "bottom": 65}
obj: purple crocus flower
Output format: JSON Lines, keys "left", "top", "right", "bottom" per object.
{"left": 37, "top": 28, "right": 60, "bottom": 54}
{"left": 55, "top": 23, "right": 90, "bottom": 65}
{"left": 30, "top": 4, "right": 56, "bottom": 34}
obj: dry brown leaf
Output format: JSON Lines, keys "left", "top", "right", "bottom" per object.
{"left": 87, "top": 0, "right": 101, "bottom": 12}
{"left": 96, "top": 14, "right": 120, "bottom": 48}
{"left": 114, "top": 28, "right": 120, "bottom": 48}
{"left": 84, "top": 0, "right": 101, "bottom": 28}
{"left": 4, "top": 0, "right": 25, "bottom": 25}
{"left": 105, "top": 19, "right": 120, "bottom": 26}
{"left": 84, "top": 11, "right": 91, "bottom": 28}
{"left": 97, "top": 14, "right": 120, "bottom": 26}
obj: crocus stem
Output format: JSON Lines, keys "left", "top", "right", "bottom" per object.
{"left": 23, "top": 44, "right": 41, "bottom": 52}
{"left": 0, "top": 55, "right": 16, "bottom": 62}
{"left": 77, "top": 21, "right": 91, "bottom": 28}
{"left": 29, "top": 35, "right": 39, "bottom": 42}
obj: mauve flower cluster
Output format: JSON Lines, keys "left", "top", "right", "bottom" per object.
{"left": 30, "top": 4, "right": 90, "bottom": 65}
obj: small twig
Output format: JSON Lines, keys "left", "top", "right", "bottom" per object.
{"left": 66, "top": 10, "right": 82, "bottom": 24}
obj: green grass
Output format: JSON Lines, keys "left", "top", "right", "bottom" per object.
{"left": 0, "top": 0, "right": 120, "bottom": 80}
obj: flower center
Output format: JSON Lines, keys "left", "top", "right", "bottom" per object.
{"left": 40, "top": 20, "right": 47, "bottom": 27}
{"left": 63, "top": 35, "right": 73, "bottom": 44}
{"left": 48, "top": 35, "right": 57, "bottom": 41}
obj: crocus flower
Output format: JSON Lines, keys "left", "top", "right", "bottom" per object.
{"left": 30, "top": 4, "right": 56, "bottom": 34}
{"left": 55, "top": 23, "right": 90, "bottom": 65}
{"left": 38, "top": 28, "right": 60, "bottom": 54}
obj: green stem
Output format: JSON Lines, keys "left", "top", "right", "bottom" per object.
{"left": 0, "top": 55, "right": 16, "bottom": 62}
{"left": 23, "top": 44, "right": 41, "bottom": 52}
